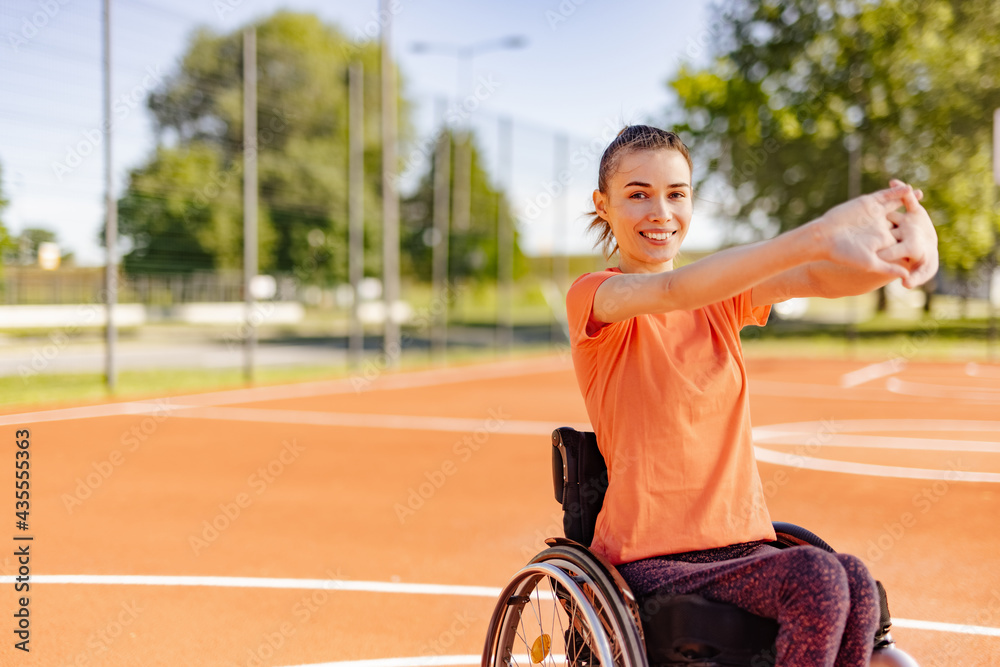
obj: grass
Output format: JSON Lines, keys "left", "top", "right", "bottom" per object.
{"left": 1, "top": 365, "right": 341, "bottom": 411}
{"left": 3, "top": 292, "right": 997, "bottom": 411}
{"left": 0, "top": 345, "right": 558, "bottom": 412}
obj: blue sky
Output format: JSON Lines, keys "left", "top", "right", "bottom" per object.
{"left": 0, "top": 0, "right": 724, "bottom": 266}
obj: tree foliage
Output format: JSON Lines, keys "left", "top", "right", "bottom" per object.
{"left": 669, "top": 0, "right": 1000, "bottom": 274}
{"left": 118, "top": 11, "right": 392, "bottom": 282}
{"left": 0, "top": 163, "right": 16, "bottom": 265}
{"left": 400, "top": 129, "right": 526, "bottom": 283}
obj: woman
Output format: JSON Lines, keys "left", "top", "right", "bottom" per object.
{"left": 565, "top": 125, "right": 937, "bottom": 666}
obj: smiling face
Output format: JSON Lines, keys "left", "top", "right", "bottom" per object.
{"left": 593, "top": 148, "right": 693, "bottom": 274}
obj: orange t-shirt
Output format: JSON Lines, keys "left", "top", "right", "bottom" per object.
{"left": 566, "top": 268, "right": 776, "bottom": 566}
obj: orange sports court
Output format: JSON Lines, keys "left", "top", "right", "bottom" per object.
{"left": 1, "top": 352, "right": 998, "bottom": 666}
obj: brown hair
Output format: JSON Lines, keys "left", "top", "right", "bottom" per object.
{"left": 587, "top": 125, "right": 693, "bottom": 259}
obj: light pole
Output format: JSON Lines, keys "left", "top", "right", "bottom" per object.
{"left": 411, "top": 35, "right": 526, "bottom": 358}
{"left": 412, "top": 36, "right": 526, "bottom": 232}
{"left": 411, "top": 35, "right": 527, "bottom": 105}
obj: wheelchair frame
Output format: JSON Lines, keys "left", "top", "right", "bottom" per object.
{"left": 481, "top": 427, "right": 920, "bottom": 667}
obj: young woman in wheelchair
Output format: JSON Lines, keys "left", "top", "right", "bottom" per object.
{"left": 564, "top": 125, "right": 937, "bottom": 666}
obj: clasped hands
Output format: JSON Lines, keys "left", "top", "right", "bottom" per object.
{"left": 818, "top": 179, "right": 939, "bottom": 289}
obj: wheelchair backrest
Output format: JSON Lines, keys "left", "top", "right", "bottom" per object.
{"left": 551, "top": 427, "right": 608, "bottom": 547}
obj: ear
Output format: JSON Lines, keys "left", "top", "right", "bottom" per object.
{"left": 593, "top": 189, "right": 608, "bottom": 219}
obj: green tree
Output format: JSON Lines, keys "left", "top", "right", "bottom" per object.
{"left": 0, "top": 163, "right": 16, "bottom": 265}
{"left": 118, "top": 11, "right": 400, "bottom": 282}
{"left": 118, "top": 144, "right": 243, "bottom": 272}
{"left": 669, "top": 0, "right": 1000, "bottom": 278}
{"left": 401, "top": 129, "right": 527, "bottom": 282}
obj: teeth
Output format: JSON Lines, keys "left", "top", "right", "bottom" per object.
{"left": 641, "top": 231, "right": 674, "bottom": 241}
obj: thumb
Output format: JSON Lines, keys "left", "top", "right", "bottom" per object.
{"left": 870, "top": 256, "right": 910, "bottom": 281}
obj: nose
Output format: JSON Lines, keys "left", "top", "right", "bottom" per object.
{"left": 649, "top": 196, "right": 672, "bottom": 223}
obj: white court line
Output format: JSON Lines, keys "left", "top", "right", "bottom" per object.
{"left": 840, "top": 360, "right": 905, "bottom": 388}
{"left": 753, "top": 447, "right": 1000, "bottom": 483}
{"left": 748, "top": 380, "right": 920, "bottom": 402}
{"left": 965, "top": 362, "right": 1000, "bottom": 379}
{"left": 14, "top": 402, "right": 997, "bottom": 482}
{"left": 3, "top": 573, "right": 997, "bottom": 642}
{"left": 0, "top": 356, "right": 573, "bottom": 426}
{"left": 757, "top": 419, "right": 1000, "bottom": 433}
{"left": 170, "top": 356, "right": 573, "bottom": 407}
{"left": 753, "top": 419, "right": 1000, "bottom": 481}
{"left": 886, "top": 377, "right": 1000, "bottom": 402}
{"left": 0, "top": 400, "right": 196, "bottom": 427}
{"left": 891, "top": 618, "right": 1000, "bottom": 638}
{"left": 753, "top": 419, "right": 1000, "bottom": 453}
{"left": 168, "top": 405, "right": 589, "bottom": 435}
{"left": 278, "top": 657, "right": 483, "bottom": 667}
{"left": 0, "top": 574, "right": 502, "bottom": 597}
{"left": 755, "top": 433, "right": 1000, "bottom": 453}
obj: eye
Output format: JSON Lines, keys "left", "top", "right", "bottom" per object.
{"left": 629, "top": 191, "right": 647, "bottom": 199}
{"left": 669, "top": 191, "right": 686, "bottom": 199}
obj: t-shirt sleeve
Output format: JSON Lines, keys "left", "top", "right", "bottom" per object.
{"left": 566, "top": 271, "right": 619, "bottom": 345}
{"left": 734, "top": 287, "right": 771, "bottom": 329}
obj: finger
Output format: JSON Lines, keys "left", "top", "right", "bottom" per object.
{"left": 912, "top": 188, "right": 924, "bottom": 201}
{"left": 903, "top": 265, "right": 933, "bottom": 289}
{"left": 870, "top": 183, "right": 912, "bottom": 209}
{"left": 901, "top": 188, "right": 923, "bottom": 214}
{"left": 909, "top": 256, "right": 939, "bottom": 287}
{"left": 886, "top": 211, "right": 905, "bottom": 227}
{"left": 871, "top": 258, "right": 910, "bottom": 281}
{"left": 878, "top": 242, "right": 914, "bottom": 264}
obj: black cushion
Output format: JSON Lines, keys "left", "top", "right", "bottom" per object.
{"left": 551, "top": 427, "right": 608, "bottom": 547}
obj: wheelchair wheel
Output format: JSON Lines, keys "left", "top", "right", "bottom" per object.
{"left": 482, "top": 545, "right": 647, "bottom": 667}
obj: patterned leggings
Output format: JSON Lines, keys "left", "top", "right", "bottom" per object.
{"left": 616, "top": 542, "right": 880, "bottom": 667}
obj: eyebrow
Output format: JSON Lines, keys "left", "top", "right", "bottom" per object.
{"left": 624, "top": 181, "right": 690, "bottom": 189}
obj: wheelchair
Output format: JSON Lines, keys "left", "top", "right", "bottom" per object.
{"left": 482, "top": 427, "right": 920, "bottom": 667}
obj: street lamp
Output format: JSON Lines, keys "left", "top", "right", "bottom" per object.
{"left": 411, "top": 35, "right": 527, "bottom": 360}
{"left": 411, "top": 36, "right": 527, "bottom": 230}
{"left": 411, "top": 36, "right": 527, "bottom": 101}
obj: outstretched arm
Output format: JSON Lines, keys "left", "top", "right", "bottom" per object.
{"left": 750, "top": 184, "right": 938, "bottom": 307}
{"left": 593, "top": 184, "right": 913, "bottom": 324}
